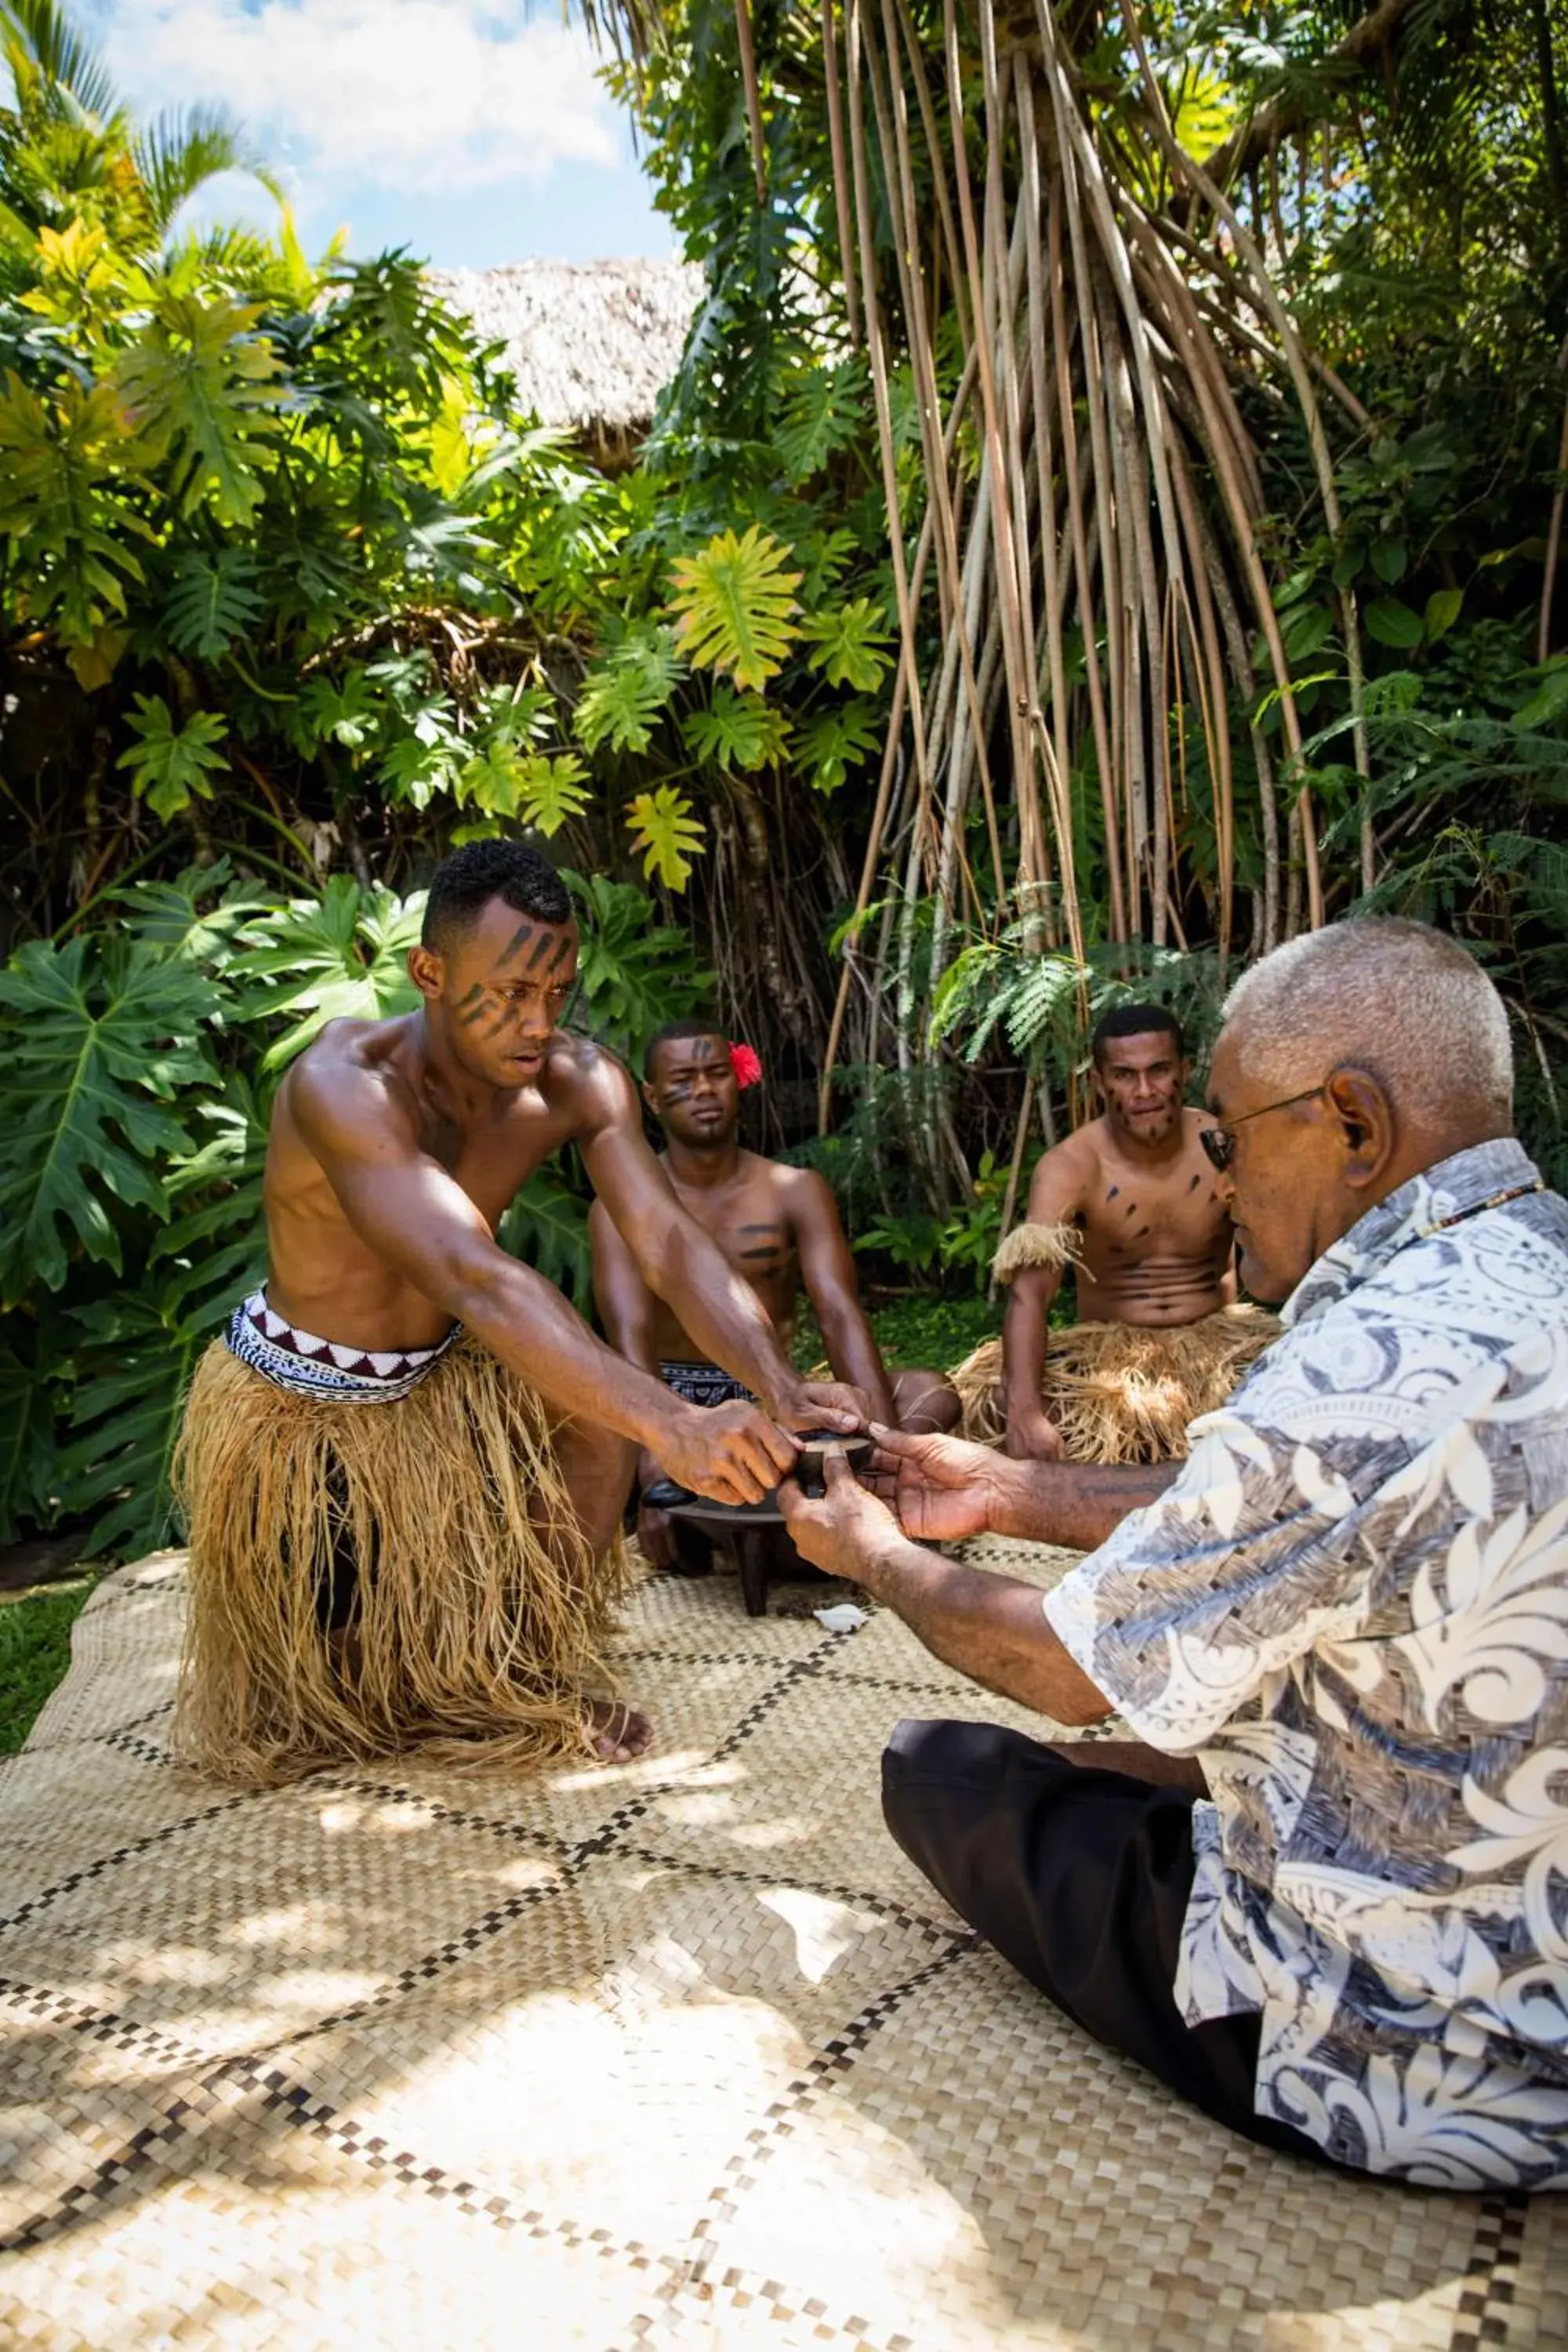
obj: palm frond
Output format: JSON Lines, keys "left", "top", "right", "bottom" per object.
{"left": 131, "top": 105, "right": 279, "bottom": 238}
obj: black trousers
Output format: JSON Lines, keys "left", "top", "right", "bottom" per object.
{"left": 882, "top": 1717, "right": 1330, "bottom": 2165}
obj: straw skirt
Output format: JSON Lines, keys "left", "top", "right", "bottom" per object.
{"left": 172, "top": 1336, "right": 630, "bottom": 1785}
{"left": 949, "top": 1304, "right": 1279, "bottom": 1465}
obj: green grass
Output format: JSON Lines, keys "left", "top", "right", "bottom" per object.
{"left": 795, "top": 1288, "right": 1073, "bottom": 1375}
{"left": 0, "top": 1580, "right": 95, "bottom": 1755}
{"left": 866, "top": 1294, "right": 999, "bottom": 1367}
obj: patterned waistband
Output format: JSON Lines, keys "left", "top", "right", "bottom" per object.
{"left": 225, "top": 1291, "right": 459, "bottom": 1403}
{"left": 659, "top": 1360, "right": 755, "bottom": 1411}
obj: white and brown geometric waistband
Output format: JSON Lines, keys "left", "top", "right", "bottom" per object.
{"left": 224, "top": 1290, "right": 459, "bottom": 1403}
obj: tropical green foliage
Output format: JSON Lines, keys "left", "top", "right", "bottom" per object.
{"left": 5, "top": 0, "right": 1568, "bottom": 1559}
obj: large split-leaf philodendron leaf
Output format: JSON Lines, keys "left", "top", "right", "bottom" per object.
{"left": 0, "top": 1337, "right": 63, "bottom": 1544}
{"left": 228, "top": 877, "right": 424, "bottom": 1069}
{"left": 0, "top": 935, "right": 215, "bottom": 1300}
{"left": 58, "top": 1287, "right": 213, "bottom": 1559}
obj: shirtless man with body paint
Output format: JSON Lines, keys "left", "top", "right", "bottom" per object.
{"left": 995, "top": 1005, "right": 1240, "bottom": 1462}
{"left": 176, "top": 842, "right": 865, "bottom": 1778}
{"left": 589, "top": 1018, "right": 960, "bottom": 1570}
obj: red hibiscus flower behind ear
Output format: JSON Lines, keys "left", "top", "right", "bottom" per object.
{"left": 729, "top": 1041, "right": 763, "bottom": 1089}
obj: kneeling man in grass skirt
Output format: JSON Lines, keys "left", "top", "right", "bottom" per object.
{"left": 174, "top": 840, "right": 864, "bottom": 1785}
{"left": 951, "top": 1005, "right": 1276, "bottom": 1465}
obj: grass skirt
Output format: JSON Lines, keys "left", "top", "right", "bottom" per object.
{"left": 949, "top": 1304, "right": 1279, "bottom": 1465}
{"left": 172, "top": 1336, "right": 630, "bottom": 1786}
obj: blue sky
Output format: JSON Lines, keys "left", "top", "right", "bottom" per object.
{"left": 91, "top": 0, "right": 676, "bottom": 268}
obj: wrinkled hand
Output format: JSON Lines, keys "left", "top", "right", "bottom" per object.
{"left": 657, "top": 1399, "right": 799, "bottom": 1505}
{"left": 773, "top": 1377, "right": 869, "bottom": 1436}
{"left": 1004, "top": 1407, "right": 1063, "bottom": 1463}
{"left": 866, "top": 1421, "right": 1002, "bottom": 1544}
{"left": 778, "top": 1446, "right": 902, "bottom": 1581}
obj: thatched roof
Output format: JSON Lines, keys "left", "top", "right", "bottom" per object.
{"left": 428, "top": 259, "right": 702, "bottom": 436}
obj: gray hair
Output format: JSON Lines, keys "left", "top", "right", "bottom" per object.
{"left": 1221, "top": 918, "right": 1513, "bottom": 1126}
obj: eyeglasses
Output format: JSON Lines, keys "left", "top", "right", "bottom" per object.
{"left": 1200, "top": 1086, "right": 1324, "bottom": 1172}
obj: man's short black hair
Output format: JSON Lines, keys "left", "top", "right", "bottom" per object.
{"left": 421, "top": 839, "right": 572, "bottom": 956}
{"left": 644, "top": 1015, "right": 726, "bottom": 1081}
{"left": 1091, "top": 1003, "right": 1185, "bottom": 1064}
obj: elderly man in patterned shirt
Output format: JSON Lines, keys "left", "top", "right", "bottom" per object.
{"left": 779, "top": 917, "right": 1568, "bottom": 2189}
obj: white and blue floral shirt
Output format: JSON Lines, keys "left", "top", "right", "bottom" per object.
{"left": 1045, "top": 1139, "right": 1568, "bottom": 2187}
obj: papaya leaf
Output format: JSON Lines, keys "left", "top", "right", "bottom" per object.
{"left": 0, "top": 935, "right": 215, "bottom": 1298}
{"left": 562, "top": 869, "right": 713, "bottom": 1065}
{"left": 0, "top": 371, "right": 144, "bottom": 647}
{"left": 573, "top": 621, "right": 681, "bottom": 755}
{"left": 799, "top": 699, "right": 880, "bottom": 793}
{"left": 516, "top": 752, "right": 592, "bottom": 838}
{"left": 774, "top": 360, "right": 868, "bottom": 481}
{"left": 681, "top": 684, "right": 790, "bottom": 772}
{"left": 458, "top": 739, "right": 527, "bottom": 816}
{"left": 229, "top": 877, "right": 423, "bottom": 1069}
{"left": 296, "top": 666, "right": 382, "bottom": 757}
{"left": 113, "top": 292, "right": 285, "bottom": 528}
{"left": 162, "top": 546, "right": 265, "bottom": 659}
{"left": 799, "top": 596, "right": 893, "bottom": 691}
{"left": 626, "top": 785, "right": 706, "bottom": 891}
{"left": 115, "top": 695, "right": 227, "bottom": 820}
{"left": 667, "top": 524, "right": 801, "bottom": 693}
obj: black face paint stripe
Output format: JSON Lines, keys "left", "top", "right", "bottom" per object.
{"left": 490, "top": 923, "right": 535, "bottom": 973}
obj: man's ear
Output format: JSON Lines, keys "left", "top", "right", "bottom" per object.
{"left": 1325, "top": 1065, "right": 1393, "bottom": 1189}
{"left": 407, "top": 943, "right": 443, "bottom": 1002}
{"left": 640, "top": 1077, "right": 660, "bottom": 1118}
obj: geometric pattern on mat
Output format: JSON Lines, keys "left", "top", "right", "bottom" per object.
{"left": 2, "top": 1545, "right": 1563, "bottom": 2352}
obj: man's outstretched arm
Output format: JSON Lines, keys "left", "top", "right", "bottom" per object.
{"left": 292, "top": 1061, "right": 793, "bottom": 1505}
{"left": 780, "top": 1454, "right": 1112, "bottom": 1722}
{"left": 576, "top": 1061, "right": 862, "bottom": 1429}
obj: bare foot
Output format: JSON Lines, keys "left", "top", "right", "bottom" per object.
{"left": 586, "top": 1697, "right": 655, "bottom": 1763}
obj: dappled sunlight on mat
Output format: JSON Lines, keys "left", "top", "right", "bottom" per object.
{"left": 1, "top": 1547, "right": 1563, "bottom": 2350}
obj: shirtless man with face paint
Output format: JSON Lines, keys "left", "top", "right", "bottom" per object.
{"left": 954, "top": 1004, "right": 1272, "bottom": 1465}
{"left": 173, "top": 841, "right": 866, "bottom": 1788}
{"left": 589, "top": 1017, "right": 960, "bottom": 1570}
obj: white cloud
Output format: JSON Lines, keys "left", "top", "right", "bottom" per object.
{"left": 100, "top": 0, "right": 619, "bottom": 193}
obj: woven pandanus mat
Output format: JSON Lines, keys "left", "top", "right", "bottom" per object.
{"left": 2, "top": 1544, "right": 1563, "bottom": 2351}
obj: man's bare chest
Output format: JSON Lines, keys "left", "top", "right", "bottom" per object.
{"left": 670, "top": 1181, "right": 797, "bottom": 1285}
{"left": 421, "top": 1113, "right": 570, "bottom": 1229}
{"left": 1080, "top": 1156, "right": 1228, "bottom": 1265}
